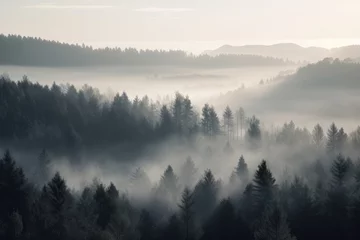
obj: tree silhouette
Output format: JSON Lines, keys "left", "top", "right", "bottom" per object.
{"left": 253, "top": 160, "right": 277, "bottom": 219}
{"left": 223, "top": 106, "right": 234, "bottom": 141}
{"left": 0, "top": 150, "right": 29, "bottom": 240}
{"left": 312, "top": 124, "right": 324, "bottom": 148}
{"left": 254, "top": 205, "right": 296, "bottom": 240}
{"left": 179, "top": 157, "right": 198, "bottom": 189}
{"left": 246, "top": 116, "right": 261, "bottom": 148}
{"left": 178, "top": 188, "right": 195, "bottom": 240}
{"left": 327, "top": 123, "right": 338, "bottom": 154}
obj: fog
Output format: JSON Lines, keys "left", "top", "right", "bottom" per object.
{"left": 0, "top": 65, "right": 295, "bottom": 104}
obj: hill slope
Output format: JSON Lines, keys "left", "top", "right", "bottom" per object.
{"left": 204, "top": 43, "right": 360, "bottom": 62}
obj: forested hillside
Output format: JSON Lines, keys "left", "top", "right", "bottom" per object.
{"left": 3, "top": 72, "right": 360, "bottom": 240}
{"left": 0, "top": 35, "right": 291, "bottom": 68}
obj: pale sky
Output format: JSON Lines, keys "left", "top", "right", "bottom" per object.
{"left": 1, "top": 0, "right": 360, "bottom": 53}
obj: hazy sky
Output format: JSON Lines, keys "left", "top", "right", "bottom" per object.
{"left": 1, "top": 0, "right": 360, "bottom": 52}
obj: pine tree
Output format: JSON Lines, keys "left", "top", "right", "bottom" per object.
{"left": 287, "top": 177, "right": 315, "bottom": 240}
{"left": 326, "top": 154, "right": 350, "bottom": 239}
{"left": 336, "top": 127, "right": 347, "bottom": 153}
{"left": 172, "top": 93, "right": 184, "bottom": 133}
{"left": 178, "top": 188, "right": 195, "bottom": 240}
{"left": 159, "top": 105, "right": 173, "bottom": 136}
{"left": 162, "top": 214, "right": 182, "bottom": 240}
{"left": 159, "top": 165, "right": 179, "bottom": 202}
{"left": 239, "top": 107, "right": 246, "bottom": 140}
{"left": 327, "top": 123, "right": 338, "bottom": 154}
{"left": 330, "top": 154, "right": 349, "bottom": 187}
{"left": 253, "top": 160, "right": 277, "bottom": 219}
{"left": 179, "top": 156, "right": 198, "bottom": 189}
{"left": 0, "top": 150, "right": 28, "bottom": 240}
{"left": 182, "top": 96, "right": 195, "bottom": 135}
{"left": 94, "top": 184, "right": 112, "bottom": 230}
{"left": 130, "top": 167, "right": 152, "bottom": 197}
{"left": 201, "top": 104, "right": 210, "bottom": 137}
{"left": 137, "top": 210, "right": 156, "bottom": 240}
{"left": 247, "top": 116, "right": 261, "bottom": 148}
{"left": 201, "top": 199, "right": 237, "bottom": 240}
{"left": 223, "top": 106, "right": 234, "bottom": 141}
{"left": 254, "top": 205, "right": 296, "bottom": 240}
{"left": 312, "top": 124, "right": 324, "bottom": 148}
{"left": 194, "top": 170, "right": 218, "bottom": 222}
{"left": 235, "top": 155, "right": 249, "bottom": 184}
{"left": 209, "top": 106, "right": 220, "bottom": 138}
{"left": 42, "top": 172, "right": 72, "bottom": 240}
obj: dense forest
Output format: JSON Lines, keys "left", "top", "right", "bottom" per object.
{"left": 0, "top": 35, "right": 292, "bottom": 68}
{"left": 2, "top": 124, "right": 360, "bottom": 240}
{"left": 2, "top": 71, "right": 360, "bottom": 240}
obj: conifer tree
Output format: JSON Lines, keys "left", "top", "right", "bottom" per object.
{"left": 253, "top": 160, "right": 277, "bottom": 219}
{"left": 327, "top": 123, "right": 338, "bottom": 154}
{"left": 178, "top": 188, "right": 195, "bottom": 240}
{"left": 312, "top": 124, "right": 324, "bottom": 148}
{"left": 179, "top": 157, "right": 198, "bottom": 189}
{"left": 254, "top": 205, "right": 296, "bottom": 240}
{"left": 235, "top": 155, "right": 249, "bottom": 184}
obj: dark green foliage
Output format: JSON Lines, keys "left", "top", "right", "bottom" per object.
{"left": 254, "top": 205, "right": 296, "bottom": 240}
{"left": 201, "top": 199, "right": 238, "bottom": 240}
{"left": 179, "top": 188, "right": 195, "bottom": 240}
{"left": 194, "top": 170, "right": 218, "bottom": 222}
{"left": 159, "top": 165, "right": 179, "bottom": 202}
{"left": 0, "top": 34, "right": 289, "bottom": 68}
{"left": 137, "top": 210, "right": 157, "bottom": 240}
{"left": 246, "top": 116, "right": 261, "bottom": 148}
{"left": 253, "top": 160, "right": 277, "bottom": 219}
{"left": 179, "top": 157, "right": 198, "bottom": 189}
{"left": 94, "top": 184, "right": 114, "bottom": 230}
{"left": 0, "top": 150, "right": 29, "bottom": 240}
{"left": 312, "top": 123, "right": 324, "bottom": 147}
{"left": 235, "top": 155, "right": 249, "bottom": 183}
{"left": 327, "top": 123, "right": 338, "bottom": 154}
{"left": 201, "top": 104, "right": 220, "bottom": 138}
{"left": 161, "top": 214, "right": 183, "bottom": 240}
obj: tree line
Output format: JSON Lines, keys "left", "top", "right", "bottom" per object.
{"left": 0, "top": 34, "right": 292, "bottom": 68}
{"left": 2, "top": 145, "right": 360, "bottom": 240}
{"left": 2, "top": 75, "right": 360, "bottom": 155}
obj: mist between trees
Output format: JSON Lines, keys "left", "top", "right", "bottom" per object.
{"left": 2, "top": 75, "right": 360, "bottom": 240}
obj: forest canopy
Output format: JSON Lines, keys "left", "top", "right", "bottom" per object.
{"left": 0, "top": 34, "right": 292, "bottom": 68}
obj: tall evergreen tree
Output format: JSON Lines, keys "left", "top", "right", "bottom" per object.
{"left": 179, "top": 156, "right": 198, "bottom": 189}
{"left": 312, "top": 124, "right": 324, "bottom": 148}
{"left": 201, "top": 199, "right": 237, "bottom": 240}
{"left": 159, "top": 105, "right": 174, "bottom": 136}
{"left": 0, "top": 150, "right": 29, "bottom": 240}
{"left": 161, "top": 214, "right": 182, "bottom": 240}
{"left": 336, "top": 127, "right": 348, "bottom": 153}
{"left": 235, "top": 155, "right": 249, "bottom": 184}
{"left": 201, "top": 104, "right": 210, "bottom": 137}
{"left": 137, "top": 210, "right": 157, "bottom": 240}
{"left": 253, "top": 160, "right": 277, "bottom": 219}
{"left": 246, "top": 116, "right": 261, "bottom": 148}
{"left": 194, "top": 170, "right": 218, "bottom": 222}
{"left": 159, "top": 165, "right": 179, "bottom": 202}
{"left": 327, "top": 123, "right": 338, "bottom": 154}
{"left": 238, "top": 107, "right": 246, "bottom": 140}
{"left": 254, "top": 205, "right": 296, "bottom": 240}
{"left": 208, "top": 106, "right": 220, "bottom": 138}
{"left": 178, "top": 187, "right": 195, "bottom": 240}
{"left": 42, "top": 172, "right": 72, "bottom": 240}
{"left": 223, "top": 106, "right": 234, "bottom": 141}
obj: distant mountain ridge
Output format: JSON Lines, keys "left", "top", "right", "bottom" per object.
{"left": 204, "top": 43, "right": 360, "bottom": 62}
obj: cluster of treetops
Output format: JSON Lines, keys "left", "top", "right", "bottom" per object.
{"left": 2, "top": 74, "right": 360, "bottom": 153}
{"left": 0, "top": 34, "right": 292, "bottom": 67}
{"left": 1, "top": 140, "right": 360, "bottom": 240}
